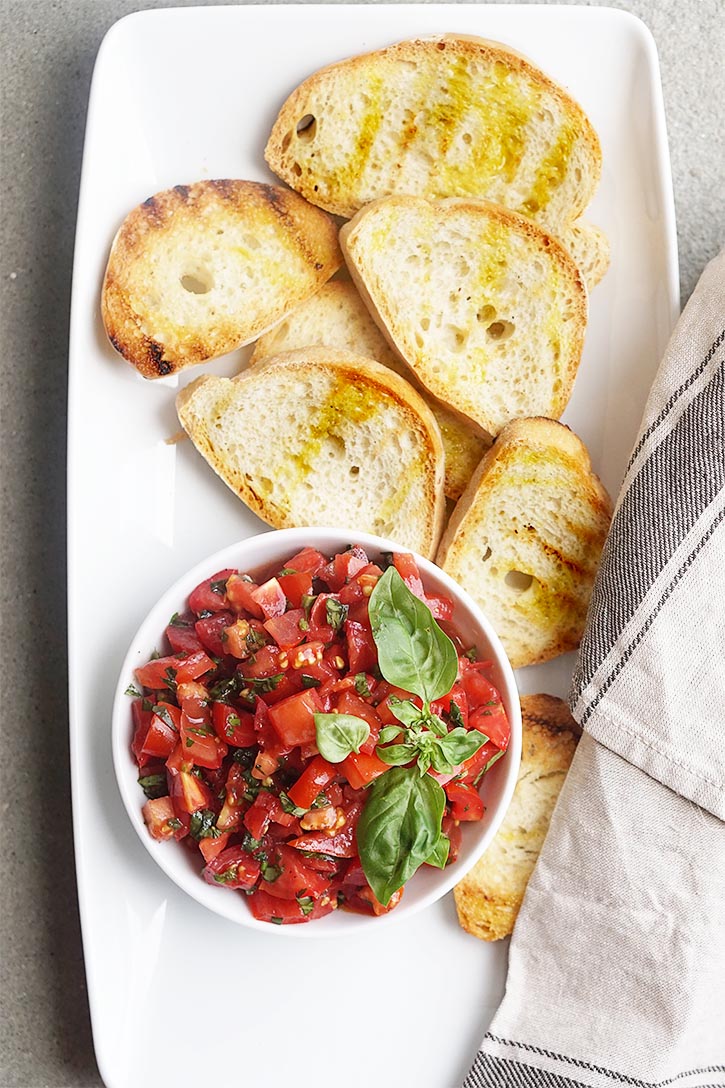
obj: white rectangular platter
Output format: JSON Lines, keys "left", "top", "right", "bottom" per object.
{"left": 68, "top": 6, "right": 678, "bottom": 1086}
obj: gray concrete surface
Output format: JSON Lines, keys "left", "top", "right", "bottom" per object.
{"left": 0, "top": 1, "right": 723, "bottom": 1085}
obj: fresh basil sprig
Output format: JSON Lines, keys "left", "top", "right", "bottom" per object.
{"left": 368, "top": 567, "right": 457, "bottom": 703}
{"left": 357, "top": 767, "right": 446, "bottom": 906}
{"left": 314, "top": 713, "right": 370, "bottom": 763}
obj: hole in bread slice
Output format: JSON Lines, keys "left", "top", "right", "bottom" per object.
{"left": 486, "top": 320, "right": 515, "bottom": 342}
{"left": 296, "top": 114, "right": 317, "bottom": 142}
{"left": 180, "top": 272, "right": 213, "bottom": 295}
{"left": 504, "top": 570, "right": 534, "bottom": 592}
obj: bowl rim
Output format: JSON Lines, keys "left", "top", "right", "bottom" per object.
{"left": 112, "top": 526, "right": 522, "bottom": 937}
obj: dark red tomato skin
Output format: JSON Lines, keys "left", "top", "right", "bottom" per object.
{"left": 261, "top": 844, "right": 330, "bottom": 900}
{"left": 195, "top": 612, "right": 235, "bottom": 657}
{"left": 468, "top": 705, "right": 510, "bottom": 752}
{"left": 287, "top": 756, "right": 337, "bottom": 810}
{"left": 202, "top": 846, "right": 261, "bottom": 890}
{"left": 267, "top": 688, "right": 323, "bottom": 747}
{"left": 188, "top": 570, "right": 235, "bottom": 616}
{"left": 165, "top": 618, "right": 203, "bottom": 655}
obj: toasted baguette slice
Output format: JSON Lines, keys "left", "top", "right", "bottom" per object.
{"left": 454, "top": 694, "right": 580, "bottom": 941}
{"left": 437, "top": 418, "right": 612, "bottom": 667}
{"left": 176, "top": 347, "right": 445, "bottom": 557}
{"left": 559, "top": 219, "right": 610, "bottom": 290}
{"left": 102, "top": 180, "right": 341, "bottom": 378}
{"left": 250, "top": 281, "right": 490, "bottom": 500}
{"left": 265, "top": 35, "right": 601, "bottom": 233}
{"left": 341, "top": 196, "right": 588, "bottom": 436}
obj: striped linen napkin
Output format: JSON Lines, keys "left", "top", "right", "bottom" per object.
{"left": 464, "top": 249, "right": 725, "bottom": 1088}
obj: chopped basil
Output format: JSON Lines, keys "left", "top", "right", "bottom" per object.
{"left": 224, "top": 713, "right": 241, "bottom": 738}
{"left": 300, "top": 849, "right": 338, "bottom": 863}
{"left": 311, "top": 791, "right": 329, "bottom": 810}
{"left": 125, "top": 684, "right": 142, "bottom": 698}
{"left": 354, "top": 672, "right": 372, "bottom": 698}
{"left": 277, "top": 567, "right": 297, "bottom": 576}
{"left": 463, "top": 646, "right": 479, "bottom": 662}
{"left": 278, "top": 791, "right": 307, "bottom": 817}
{"left": 240, "top": 830, "right": 263, "bottom": 853}
{"left": 296, "top": 895, "right": 314, "bottom": 916}
{"left": 137, "top": 773, "right": 166, "bottom": 800}
{"left": 163, "top": 666, "right": 177, "bottom": 691}
{"left": 270, "top": 916, "right": 284, "bottom": 925}
{"left": 185, "top": 738, "right": 194, "bottom": 747}
{"left": 208, "top": 674, "right": 244, "bottom": 703}
{"left": 141, "top": 697, "right": 154, "bottom": 712}
{"left": 261, "top": 860, "right": 282, "bottom": 883}
{"left": 474, "top": 748, "right": 505, "bottom": 787}
{"left": 448, "top": 701, "right": 465, "bottom": 729}
{"left": 186, "top": 725, "right": 214, "bottom": 738}
{"left": 325, "top": 597, "right": 348, "bottom": 631}
{"left": 169, "top": 612, "right": 189, "bottom": 627}
{"left": 152, "top": 704, "right": 179, "bottom": 732}
{"left": 301, "top": 674, "right": 321, "bottom": 689}
{"left": 166, "top": 817, "right": 183, "bottom": 831}
{"left": 189, "top": 809, "right": 221, "bottom": 841}
{"left": 232, "top": 747, "right": 257, "bottom": 769}
{"left": 210, "top": 578, "right": 228, "bottom": 595}
{"left": 245, "top": 672, "right": 285, "bottom": 694}
{"left": 212, "top": 866, "right": 238, "bottom": 884}
{"left": 149, "top": 649, "right": 161, "bottom": 660}
{"left": 300, "top": 592, "right": 316, "bottom": 616}
{"left": 298, "top": 617, "right": 310, "bottom": 632}
{"left": 245, "top": 627, "right": 266, "bottom": 652}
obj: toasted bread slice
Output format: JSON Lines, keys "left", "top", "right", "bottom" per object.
{"left": 454, "top": 694, "right": 580, "bottom": 941}
{"left": 437, "top": 418, "right": 612, "bottom": 667}
{"left": 176, "top": 347, "right": 446, "bottom": 557}
{"left": 265, "top": 35, "right": 601, "bottom": 233}
{"left": 102, "top": 180, "right": 341, "bottom": 378}
{"left": 559, "top": 219, "right": 610, "bottom": 290}
{"left": 250, "top": 281, "right": 490, "bottom": 500}
{"left": 341, "top": 196, "right": 588, "bottom": 436}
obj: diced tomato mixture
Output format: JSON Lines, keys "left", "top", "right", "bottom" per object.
{"left": 131, "top": 546, "right": 509, "bottom": 925}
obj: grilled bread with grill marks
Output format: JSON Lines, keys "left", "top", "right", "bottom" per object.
{"left": 102, "top": 180, "right": 341, "bottom": 378}
{"left": 341, "top": 196, "right": 588, "bottom": 437}
{"left": 436, "top": 418, "right": 612, "bottom": 668}
{"left": 265, "top": 35, "right": 601, "bottom": 233}
{"left": 249, "top": 280, "right": 490, "bottom": 501}
{"left": 454, "top": 694, "right": 580, "bottom": 941}
{"left": 176, "top": 347, "right": 446, "bottom": 557}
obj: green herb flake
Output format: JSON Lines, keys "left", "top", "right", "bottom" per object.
{"left": 261, "top": 861, "right": 282, "bottom": 883}
{"left": 448, "top": 702, "right": 465, "bottom": 729}
{"left": 152, "top": 704, "right": 179, "bottom": 732}
{"left": 296, "top": 895, "right": 314, "bottom": 917}
{"left": 141, "top": 697, "right": 154, "bottom": 712}
{"left": 245, "top": 673, "right": 285, "bottom": 694}
{"left": 301, "top": 674, "right": 321, "bottom": 689}
{"left": 224, "top": 713, "right": 241, "bottom": 738}
{"left": 189, "top": 809, "right": 221, "bottom": 842}
{"left": 169, "top": 613, "right": 189, "bottom": 627}
{"left": 463, "top": 646, "right": 479, "bottom": 662}
{"left": 301, "top": 593, "right": 317, "bottom": 617}
{"left": 166, "top": 817, "right": 183, "bottom": 831}
{"left": 278, "top": 791, "right": 307, "bottom": 817}
{"left": 270, "top": 916, "right": 284, "bottom": 925}
{"left": 354, "top": 673, "right": 372, "bottom": 698}
{"left": 325, "top": 597, "right": 348, "bottom": 631}
{"left": 298, "top": 617, "right": 310, "bottom": 632}
{"left": 210, "top": 579, "right": 228, "bottom": 596}
{"left": 137, "top": 773, "right": 166, "bottom": 800}
{"left": 125, "top": 684, "right": 142, "bottom": 698}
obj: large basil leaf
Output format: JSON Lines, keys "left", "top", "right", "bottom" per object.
{"left": 426, "top": 834, "right": 450, "bottom": 869}
{"left": 357, "top": 766, "right": 446, "bottom": 905}
{"left": 369, "top": 568, "right": 457, "bottom": 704}
{"left": 314, "top": 713, "right": 370, "bottom": 763}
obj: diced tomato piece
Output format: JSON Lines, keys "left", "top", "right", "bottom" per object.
{"left": 326, "top": 546, "right": 369, "bottom": 590}
{"left": 140, "top": 702, "right": 181, "bottom": 759}
{"left": 461, "top": 667, "right": 501, "bottom": 709}
{"left": 243, "top": 790, "right": 277, "bottom": 840}
{"left": 134, "top": 654, "right": 180, "bottom": 691}
{"left": 165, "top": 742, "right": 193, "bottom": 777}
{"left": 226, "top": 574, "right": 265, "bottom": 619}
{"left": 284, "top": 547, "right": 328, "bottom": 576}
{"left": 171, "top": 770, "right": 213, "bottom": 816}
{"left": 425, "top": 594, "right": 455, "bottom": 621}
{"left": 142, "top": 796, "right": 185, "bottom": 841}
{"left": 393, "top": 552, "right": 425, "bottom": 599}
{"left": 188, "top": 570, "right": 235, "bottom": 616}
{"left": 468, "top": 704, "right": 510, "bottom": 752}
{"left": 289, "top": 801, "right": 363, "bottom": 858}
{"left": 240, "top": 644, "right": 286, "bottom": 680}
{"left": 261, "top": 844, "right": 330, "bottom": 900}
{"left": 175, "top": 649, "right": 217, "bottom": 684}
{"left": 431, "top": 682, "right": 469, "bottom": 728}
{"left": 203, "top": 846, "right": 261, "bottom": 890}
{"left": 165, "top": 616, "right": 203, "bottom": 655}
{"left": 180, "top": 709, "right": 227, "bottom": 768}
{"left": 195, "top": 612, "right": 235, "bottom": 657}
{"left": 277, "top": 570, "right": 313, "bottom": 608}
{"left": 198, "top": 831, "right": 231, "bottom": 863}
{"left": 287, "top": 640, "right": 325, "bottom": 671}
{"left": 248, "top": 888, "right": 335, "bottom": 924}
{"left": 308, "top": 594, "right": 337, "bottom": 642}
{"left": 264, "top": 608, "right": 306, "bottom": 650}
{"left": 345, "top": 619, "right": 377, "bottom": 674}
{"left": 445, "top": 781, "right": 485, "bottom": 822}
{"left": 131, "top": 699, "right": 154, "bottom": 766}
{"left": 212, "top": 702, "right": 256, "bottom": 747}
{"left": 459, "top": 738, "right": 501, "bottom": 786}
{"left": 251, "top": 577, "right": 286, "bottom": 619}
{"left": 287, "top": 756, "right": 337, "bottom": 810}
{"left": 341, "top": 750, "right": 389, "bottom": 789}
{"left": 334, "top": 689, "right": 381, "bottom": 753}
{"left": 267, "top": 688, "right": 323, "bottom": 747}
{"left": 354, "top": 884, "right": 404, "bottom": 916}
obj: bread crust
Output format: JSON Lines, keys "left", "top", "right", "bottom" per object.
{"left": 102, "top": 180, "right": 341, "bottom": 378}
{"left": 176, "top": 347, "right": 446, "bottom": 558}
{"left": 340, "top": 196, "right": 588, "bottom": 436}
{"left": 437, "top": 418, "right": 612, "bottom": 667}
{"left": 265, "top": 35, "right": 601, "bottom": 225}
{"left": 453, "top": 693, "right": 580, "bottom": 941}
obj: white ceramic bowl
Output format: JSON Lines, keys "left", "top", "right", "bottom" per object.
{"left": 112, "top": 527, "right": 521, "bottom": 937}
